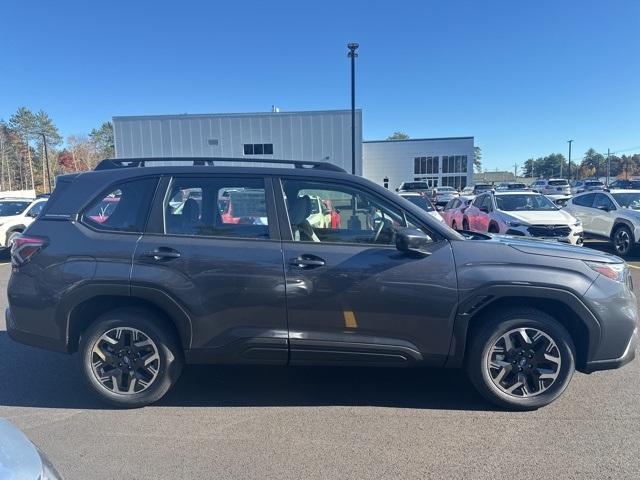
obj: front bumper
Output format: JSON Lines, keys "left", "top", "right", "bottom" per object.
{"left": 504, "top": 224, "right": 584, "bottom": 245}
{"left": 583, "top": 327, "right": 637, "bottom": 373}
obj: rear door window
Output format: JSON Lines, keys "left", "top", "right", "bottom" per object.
{"left": 82, "top": 177, "right": 159, "bottom": 232}
{"left": 164, "top": 177, "right": 270, "bottom": 239}
{"left": 572, "top": 193, "right": 596, "bottom": 207}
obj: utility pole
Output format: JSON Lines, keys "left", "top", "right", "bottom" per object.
{"left": 347, "top": 43, "right": 359, "bottom": 175}
{"left": 567, "top": 140, "right": 573, "bottom": 180}
{"left": 607, "top": 148, "right": 611, "bottom": 186}
{"left": 513, "top": 162, "right": 519, "bottom": 179}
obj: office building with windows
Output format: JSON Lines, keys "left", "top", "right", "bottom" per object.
{"left": 362, "top": 137, "right": 475, "bottom": 190}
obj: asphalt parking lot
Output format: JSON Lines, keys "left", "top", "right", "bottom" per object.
{"left": 1, "top": 241, "right": 639, "bottom": 480}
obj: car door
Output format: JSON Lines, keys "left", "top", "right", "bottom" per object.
{"left": 566, "top": 193, "right": 596, "bottom": 233}
{"left": 591, "top": 193, "right": 616, "bottom": 237}
{"left": 276, "top": 176, "right": 458, "bottom": 367}
{"left": 465, "top": 194, "right": 484, "bottom": 231}
{"left": 131, "top": 174, "right": 289, "bottom": 364}
{"left": 474, "top": 194, "right": 493, "bottom": 232}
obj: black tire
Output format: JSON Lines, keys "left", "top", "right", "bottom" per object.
{"left": 466, "top": 307, "right": 575, "bottom": 410}
{"left": 612, "top": 224, "right": 634, "bottom": 257}
{"left": 79, "top": 308, "right": 184, "bottom": 408}
{"left": 462, "top": 219, "right": 470, "bottom": 231}
{"left": 451, "top": 220, "right": 458, "bottom": 230}
{"left": 488, "top": 223, "right": 500, "bottom": 234}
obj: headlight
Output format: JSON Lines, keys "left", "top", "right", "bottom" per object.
{"left": 573, "top": 220, "right": 582, "bottom": 227}
{"left": 584, "top": 261, "right": 627, "bottom": 282}
{"left": 505, "top": 220, "right": 527, "bottom": 228}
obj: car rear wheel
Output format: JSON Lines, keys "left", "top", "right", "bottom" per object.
{"left": 612, "top": 225, "right": 634, "bottom": 257}
{"left": 451, "top": 220, "right": 458, "bottom": 230}
{"left": 79, "top": 308, "right": 184, "bottom": 408}
{"left": 466, "top": 308, "right": 575, "bottom": 410}
{"left": 462, "top": 219, "right": 470, "bottom": 231}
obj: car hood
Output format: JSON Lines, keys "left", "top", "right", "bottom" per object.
{"left": 467, "top": 232, "right": 621, "bottom": 263}
{"left": 503, "top": 209, "right": 576, "bottom": 225}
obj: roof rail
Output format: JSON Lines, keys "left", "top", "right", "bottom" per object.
{"left": 95, "top": 157, "right": 347, "bottom": 173}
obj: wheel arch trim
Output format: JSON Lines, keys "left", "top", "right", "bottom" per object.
{"left": 445, "top": 284, "right": 602, "bottom": 369}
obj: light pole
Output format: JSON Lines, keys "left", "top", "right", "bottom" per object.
{"left": 40, "top": 133, "right": 52, "bottom": 193}
{"left": 567, "top": 140, "right": 573, "bottom": 180}
{"left": 347, "top": 43, "right": 359, "bottom": 175}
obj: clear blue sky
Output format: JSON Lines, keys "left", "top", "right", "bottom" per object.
{"left": 1, "top": 0, "right": 638, "bottom": 171}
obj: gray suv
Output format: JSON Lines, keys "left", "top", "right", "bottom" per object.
{"left": 6, "top": 158, "right": 638, "bottom": 410}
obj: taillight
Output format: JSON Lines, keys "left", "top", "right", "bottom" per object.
{"left": 11, "top": 236, "right": 46, "bottom": 267}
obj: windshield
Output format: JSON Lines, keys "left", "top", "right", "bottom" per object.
{"left": 402, "top": 182, "right": 429, "bottom": 190}
{"left": 0, "top": 201, "right": 30, "bottom": 216}
{"left": 548, "top": 180, "right": 568, "bottom": 186}
{"left": 585, "top": 181, "right": 604, "bottom": 187}
{"left": 495, "top": 194, "right": 558, "bottom": 211}
{"left": 437, "top": 187, "right": 456, "bottom": 192}
{"left": 474, "top": 184, "right": 492, "bottom": 192}
{"left": 402, "top": 195, "right": 434, "bottom": 211}
{"left": 612, "top": 193, "right": 640, "bottom": 210}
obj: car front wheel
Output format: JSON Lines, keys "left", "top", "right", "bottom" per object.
{"left": 466, "top": 308, "right": 575, "bottom": 410}
{"left": 79, "top": 308, "right": 184, "bottom": 408}
{"left": 612, "top": 225, "right": 634, "bottom": 257}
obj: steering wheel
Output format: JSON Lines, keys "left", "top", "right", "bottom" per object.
{"left": 372, "top": 217, "right": 385, "bottom": 243}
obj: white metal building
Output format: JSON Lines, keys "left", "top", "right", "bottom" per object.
{"left": 113, "top": 110, "right": 474, "bottom": 190}
{"left": 113, "top": 109, "right": 363, "bottom": 175}
{"left": 362, "top": 137, "right": 475, "bottom": 191}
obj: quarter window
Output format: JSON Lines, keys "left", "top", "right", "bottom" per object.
{"left": 164, "top": 177, "right": 269, "bottom": 239}
{"left": 83, "top": 177, "right": 158, "bottom": 232}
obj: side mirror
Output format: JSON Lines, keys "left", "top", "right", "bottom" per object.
{"left": 597, "top": 205, "right": 611, "bottom": 212}
{"left": 395, "top": 188, "right": 399, "bottom": 192}
{"left": 26, "top": 210, "right": 38, "bottom": 218}
{"left": 480, "top": 207, "right": 489, "bottom": 213}
{"left": 396, "top": 228, "right": 433, "bottom": 257}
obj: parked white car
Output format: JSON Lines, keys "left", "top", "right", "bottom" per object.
{"left": 530, "top": 178, "right": 571, "bottom": 195}
{"left": 563, "top": 189, "right": 640, "bottom": 256}
{"left": 0, "top": 197, "right": 47, "bottom": 248}
{"left": 463, "top": 191, "right": 583, "bottom": 245}
{"left": 570, "top": 179, "right": 605, "bottom": 195}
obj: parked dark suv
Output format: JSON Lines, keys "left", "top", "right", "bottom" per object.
{"left": 7, "top": 158, "right": 638, "bottom": 410}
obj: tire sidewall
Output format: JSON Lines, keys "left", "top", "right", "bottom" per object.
{"left": 80, "top": 309, "right": 183, "bottom": 408}
{"left": 469, "top": 312, "right": 575, "bottom": 410}
{"left": 613, "top": 225, "right": 633, "bottom": 257}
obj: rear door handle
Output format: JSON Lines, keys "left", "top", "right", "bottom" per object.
{"left": 289, "top": 255, "right": 326, "bottom": 268}
{"left": 142, "top": 248, "right": 181, "bottom": 260}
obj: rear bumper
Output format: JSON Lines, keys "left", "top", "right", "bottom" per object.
{"left": 583, "top": 327, "right": 637, "bottom": 373}
{"left": 5, "top": 307, "right": 68, "bottom": 354}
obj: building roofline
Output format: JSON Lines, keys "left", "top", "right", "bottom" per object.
{"left": 364, "top": 136, "right": 474, "bottom": 143}
{"left": 113, "top": 109, "right": 362, "bottom": 121}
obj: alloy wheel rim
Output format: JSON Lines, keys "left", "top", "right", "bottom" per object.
{"left": 486, "top": 327, "right": 561, "bottom": 398}
{"left": 90, "top": 327, "right": 160, "bottom": 395}
{"left": 615, "top": 230, "right": 630, "bottom": 254}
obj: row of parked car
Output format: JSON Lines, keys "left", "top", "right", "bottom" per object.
{"left": 396, "top": 178, "right": 640, "bottom": 257}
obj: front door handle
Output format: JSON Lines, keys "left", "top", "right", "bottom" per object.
{"left": 289, "top": 255, "right": 326, "bottom": 269}
{"left": 142, "top": 248, "right": 181, "bottom": 261}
